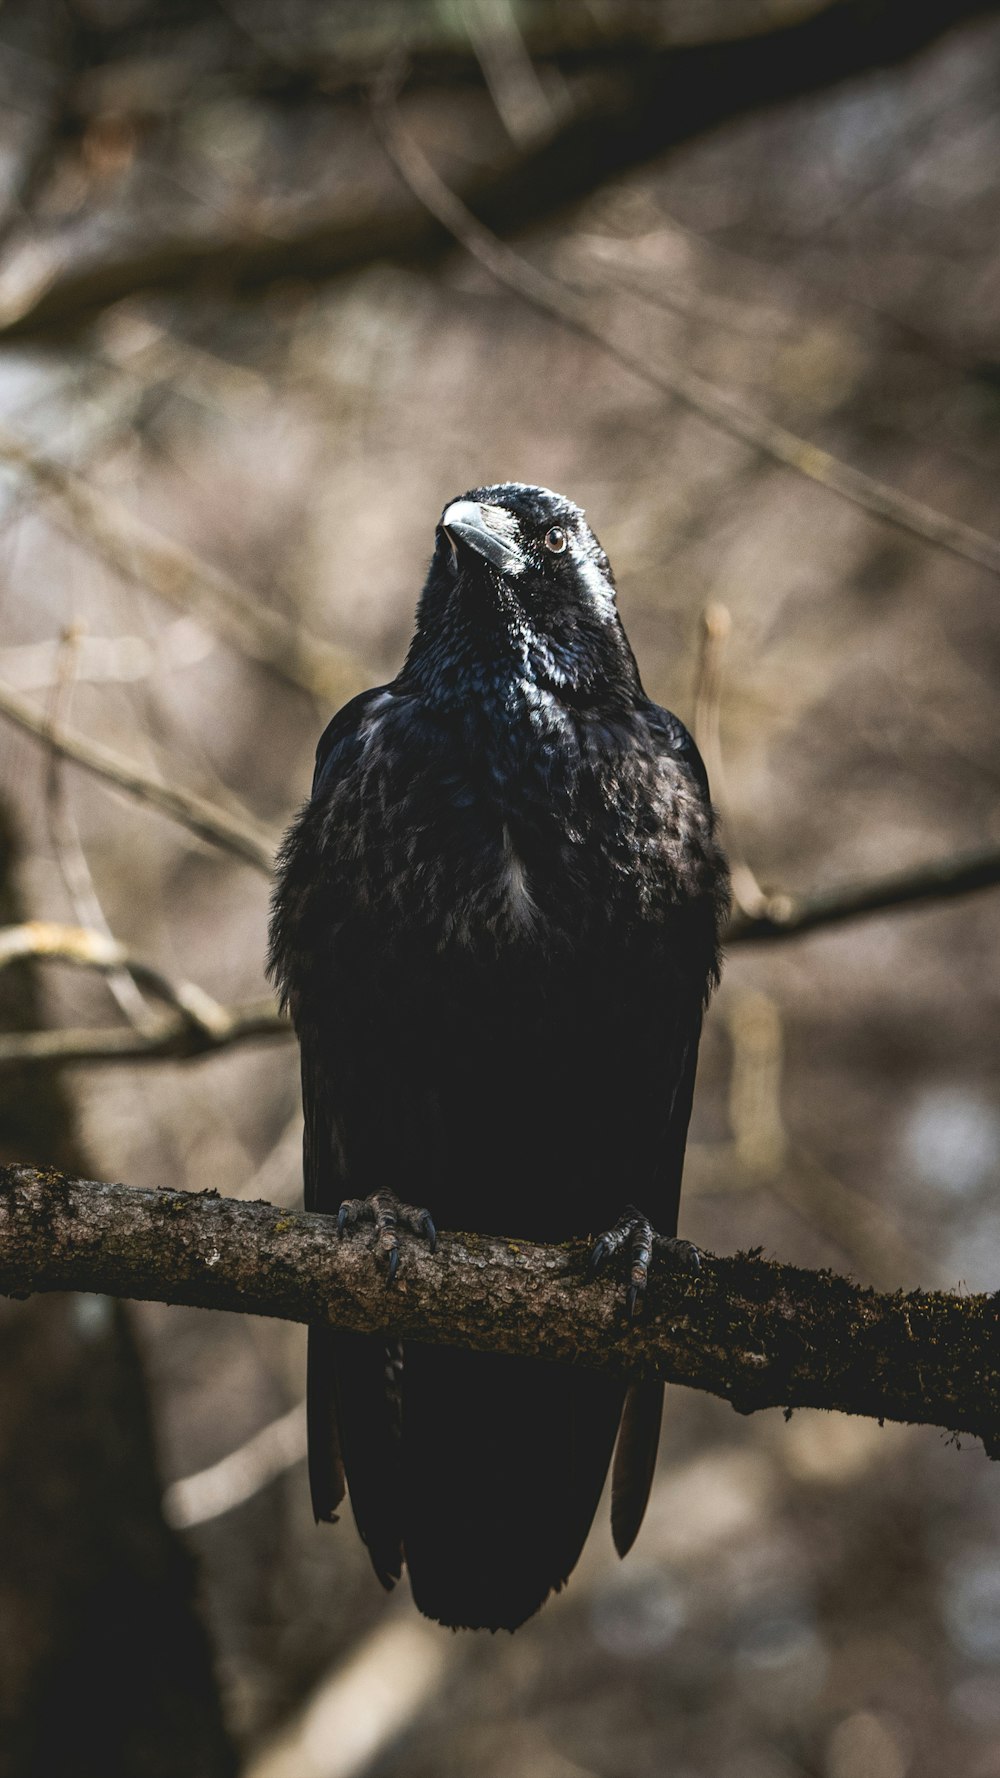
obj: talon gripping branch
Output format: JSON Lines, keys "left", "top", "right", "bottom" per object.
{"left": 268, "top": 483, "right": 730, "bottom": 1629}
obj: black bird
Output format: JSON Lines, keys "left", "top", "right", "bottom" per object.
{"left": 268, "top": 483, "right": 729, "bottom": 1630}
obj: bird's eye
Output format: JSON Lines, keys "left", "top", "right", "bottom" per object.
{"left": 544, "top": 526, "right": 567, "bottom": 554}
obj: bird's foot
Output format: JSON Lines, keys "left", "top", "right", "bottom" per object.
{"left": 337, "top": 1189, "right": 437, "bottom": 1284}
{"left": 591, "top": 1206, "right": 700, "bottom": 1318}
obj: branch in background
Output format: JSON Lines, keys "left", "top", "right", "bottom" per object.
{"left": 0, "top": 1000, "right": 286, "bottom": 1068}
{"left": 0, "top": 922, "right": 287, "bottom": 1064}
{"left": 692, "top": 603, "right": 770, "bottom": 921}
{"left": 43, "top": 625, "right": 151, "bottom": 1027}
{"left": 0, "top": 1164, "right": 998, "bottom": 1455}
{"left": 246, "top": 1610, "right": 452, "bottom": 1778}
{"left": 0, "top": 1, "right": 993, "bottom": 343}
{"left": 0, "top": 922, "right": 236, "bottom": 1039}
{"left": 162, "top": 1399, "right": 307, "bottom": 1531}
{"left": 0, "top": 429, "right": 366, "bottom": 708}
{"left": 689, "top": 606, "right": 1000, "bottom": 939}
{"left": 0, "top": 674, "right": 275, "bottom": 874}
{"left": 376, "top": 95, "right": 1000, "bottom": 586}
{"left": 726, "top": 843, "right": 1000, "bottom": 940}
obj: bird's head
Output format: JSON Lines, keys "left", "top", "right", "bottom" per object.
{"left": 402, "top": 482, "right": 642, "bottom": 711}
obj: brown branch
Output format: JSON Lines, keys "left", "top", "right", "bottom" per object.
{"left": 43, "top": 626, "right": 151, "bottom": 1027}
{"left": 726, "top": 843, "right": 1000, "bottom": 940}
{"left": 0, "top": 674, "right": 275, "bottom": 874}
{"left": 0, "top": 999, "right": 287, "bottom": 1068}
{"left": 692, "top": 603, "right": 770, "bottom": 922}
{"left": 1, "top": 1164, "right": 997, "bottom": 1455}
{"left": 376, "top": 95, "right": 1000, "bottom": 586}
{"left": 0, "top": 922, "right": 236, "bottom": 1038}
{"left": 0, "top": 1, "right": 993, "bottom": 343}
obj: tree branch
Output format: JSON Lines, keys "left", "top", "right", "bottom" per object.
{"left": 1, "top": 1164, "right": 997, "bottom": 1455}
{"left": 0, "top": 674, "right": 275, "bottom": 874}
{"left": 0, "top": 0, "right": 993, "bottom": 342}
{"left": 0, "top": 1002, "right": 287, "bottom": 1068}
{"left": 726, "top": 843, "right": 1000, "bottom": 940}
{"left": 0, "top": 922, "right": 234, "bottom": 1037}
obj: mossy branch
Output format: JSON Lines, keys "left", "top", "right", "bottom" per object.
{"left": 2, "top": 1164, "right": 997, "bottom": 1457}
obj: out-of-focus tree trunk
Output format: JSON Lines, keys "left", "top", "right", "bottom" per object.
{"left": 0, "top": 804, "right": 236, "bottom": 1778}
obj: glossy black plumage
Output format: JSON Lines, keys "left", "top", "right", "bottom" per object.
{"left": 268, "top": 482, "right": 729, "bottom": 1630}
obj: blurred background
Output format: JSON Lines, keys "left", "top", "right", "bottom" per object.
{"left": 1, "top": 2, "right": 999, "bottom": 1774}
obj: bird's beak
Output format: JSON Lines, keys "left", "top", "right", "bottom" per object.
{"left": 440, "top": 500, "right": 525, "bottom": 576}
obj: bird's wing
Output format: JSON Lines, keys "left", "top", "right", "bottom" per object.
{"left": 301, "top": 1038, "right": 405, "bottom": 1584}
{"left": 644, "top": 701, "right": 711, "bottom": 800}
{"left": 310, "top": 684, "right": 391, "bottom": 800}
{"left": 613, "top": 703, "right": 719, "bottom": 1563}
{"left": 609, "top": 1007, "right": 702, "bottom": 1559}
{"left": 294, "top": 685, "right": 406, "bottom": 1584}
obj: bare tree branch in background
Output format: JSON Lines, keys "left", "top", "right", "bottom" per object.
{"left": 0, "top": 922, "right": 237, "bottom": 1038}
{"left": 1, "top": 1163, "right": 998, "bottom": 1455}
{"left": 375, "top": 93, "right": 1000, "bottom": 586}
{"left": 246, "top": 1609, "right": 453, "bottom": 1778}
{"left": 43, "top": 624, "right": 151, "bottom": 1026}
{"left": 0, "top": 996, "right": 285, "bottom": 1068}
{"left": 0, "top": 1, "right": 994, "bottom": 343}
{"left": 0, "top": 925, "right": 285, "bottom": 1066}
{"left": 162, "top": 1399, "right": 307, "bottom": 1532}
{"left": 725, "top": 846, "right": 1000, "bottom": 940}
{"left": 0, "top": 674, "right": 275, "bottom": 872}
{"left": 693, "top": 603, "right": 770, "bottom": 922}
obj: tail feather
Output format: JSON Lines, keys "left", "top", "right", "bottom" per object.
{"left": 610, "top": 1380, "right": 664, "bottom": 1558}
{"left": 306, "top": 1326, "right": 345, "bottom": 1522}
{"left": 400, "top": 1344, "right": 625, "bottom": 1631}
{"left": 310, "top": 1326, "right": 403, "bottom": 1589}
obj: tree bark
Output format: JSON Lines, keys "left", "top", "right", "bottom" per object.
{"left": 2, "top": 1163, "right": 998, "bottom": 1459}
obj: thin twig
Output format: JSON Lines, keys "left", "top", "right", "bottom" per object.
{"left": 692, "top": 603, "right": 768, "bottom": 920}
{"left": 0, "top": 922, "right": 287, "bottom": 1063}
{"left": 0, "top": 1000, "right": 287, "bottom": 1067}
{"left": 724, "top": 990, "right": 934, "bottom": 1286}
{"left": 43, "top": 624, "right": 151, "bottom": 1027}
{"left": 375, "top": 95, "right": 1000, "bottom": 584}
{"left": 0, "top": 922, "right": 233, "bottom": 1036}
{"left": 0, "top": 675, "right": 275, "bottom": 874}
{"left": 726, "top": 843, "right": 1000, "bottom": 940}
{"left": 162, "top": 1399, "right": 307, "bottom": 1530}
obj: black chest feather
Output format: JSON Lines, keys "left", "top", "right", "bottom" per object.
{"left": 274, "top": 691, "right": 721, "bottom": 978}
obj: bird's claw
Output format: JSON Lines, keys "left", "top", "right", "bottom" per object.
{"left": 590, "top": 1237, "right": 609, "bottom": 1273}
{"left": 592, "top": 1205, "right": 698, "bottom": 1318}
{"left": 656, "top": 1234, "right": 702, "bottom": 1275}
{"left": 336, "top": 1189, "right": 437, "bottom": 1283}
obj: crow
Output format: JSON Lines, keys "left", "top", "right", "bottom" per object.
{"left": 268, "top": 482, "right": 729, "bottom": 1630}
